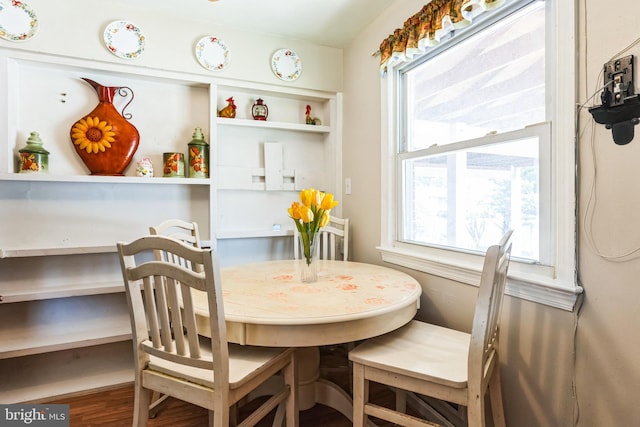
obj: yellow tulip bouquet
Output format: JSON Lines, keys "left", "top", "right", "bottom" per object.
{"left": 288, "top": 188, "right": 339, "bottom": 266}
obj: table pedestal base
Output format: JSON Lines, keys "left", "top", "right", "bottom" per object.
{"left": 257, "top": 346, "right": 354, "bottom": 426}
{"left": 314, "top": 377, "right": 353, "bottom": 419}
{"left": 295, "top": 347, "right": 352, "bottom": 417}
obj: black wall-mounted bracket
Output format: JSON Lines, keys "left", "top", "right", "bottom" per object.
{"left": 589, "top": 95, "right": 640, "bottom": 145}
{"left": 588, "top": 55, "right": 640, "bottom": 145}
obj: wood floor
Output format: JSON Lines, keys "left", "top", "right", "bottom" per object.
{"left": 47, "top": 347, "right": 398, "bottom": 426}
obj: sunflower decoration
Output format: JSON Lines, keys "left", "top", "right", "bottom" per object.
{"left": 71, "top": 116, "right": 116, "bottom": 154}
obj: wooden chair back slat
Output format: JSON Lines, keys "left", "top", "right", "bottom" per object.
{"left": 179, "top": 284, "right": 201, "bottom": 359}
{"left": 294, "top": 217, "right": 350, "bottom": 261}
{"left": 163, "top": 276, "right": 186, "bottom": 356}
{"left": 142, "top": 276, "right": 164, "bottom": 349}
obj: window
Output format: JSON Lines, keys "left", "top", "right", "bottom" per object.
{"left": 379, "top": 0, "right": 582, "bottom": 310}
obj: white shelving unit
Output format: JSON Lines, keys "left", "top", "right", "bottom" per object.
{"left": 0, "top": 48, "right": 341, "bottom": 402}
{"left": 214, "top": 83, "right": 341, "bottom": 241}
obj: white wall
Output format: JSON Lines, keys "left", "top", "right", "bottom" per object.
{"left": 575, "top": 0, "right": 640, "bottom": 424}
{"left": 343, "top": 0, "right": 640, "bottom": 425}
{"left": 1, "top": 0, "right": 342, "bottom": 92}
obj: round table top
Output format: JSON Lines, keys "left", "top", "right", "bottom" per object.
{"left": 194, "top": 259, "right": 422, "bottom": 346}
{"left": 220, "top": 259, "right": 421, "bottom": 324}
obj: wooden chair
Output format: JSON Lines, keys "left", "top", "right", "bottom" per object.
{"left": 117, "top": 235, "right": 298, "bottom": 427}
{"left": 293, "top": 216, "right": 349, "bottom": 261}
{"left": 349, "top": 230, "right": 513, "bottom": 427}
{"left": 150, "top": 218, "right": 202, "bottom": 249}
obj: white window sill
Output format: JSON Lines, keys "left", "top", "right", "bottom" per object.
{"left": 378, "top": 245, "right": 583, "bottom": 312}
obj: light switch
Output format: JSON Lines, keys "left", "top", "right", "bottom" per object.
{"left": 345, "top": 177, "right": 351, "bottom": 195}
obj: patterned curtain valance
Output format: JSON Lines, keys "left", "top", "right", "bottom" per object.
{"left": 376, "top": 0, "right": 507, "bottom": 75}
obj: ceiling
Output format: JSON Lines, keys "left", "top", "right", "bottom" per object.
{"left": 119, "top": 0, "right": 394, "bottom": 48}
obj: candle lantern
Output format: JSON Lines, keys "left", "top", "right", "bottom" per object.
{"left": 251, "top": 98, "right": 268, "bottom": 121}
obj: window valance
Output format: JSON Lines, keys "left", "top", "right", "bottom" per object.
{"left": 376, "top": 0, "right": 507, "bottom": 74}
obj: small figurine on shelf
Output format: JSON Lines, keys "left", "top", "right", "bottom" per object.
{"left": 136, "top": 157, "right": 153, "bottom": 177}
{"left": 305, "top": 105, "right": 321, "bottom": 125}
{"left": 218, "top": 97, "right": 237, "bottom": 118}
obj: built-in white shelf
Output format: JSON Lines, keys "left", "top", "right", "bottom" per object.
{"left": 0, "top": 294, "right": 131, "bottom": 359}
{"left": 216, "top": 117, "right": 330, "bottom": 133}
{"left": 0, "top": 173, "right": 210, "bottom": 185}
{"left": 0, "top": 281, "right": 123, "bottom": 304}
{"left": 217, "top": 228, "right": 295, "bottom": 239}
{"left": 0, "top": 322, "right": 131, "bottom": 360}
{"left": 0, "top": 245, "right": 116, "bottom": 259}
{"left": 0, "top": 341, "right": 133, "bottom": 403}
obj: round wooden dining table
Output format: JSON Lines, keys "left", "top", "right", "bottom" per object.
{"left": 192, "top": 259, "right": 422, "bottom": 421}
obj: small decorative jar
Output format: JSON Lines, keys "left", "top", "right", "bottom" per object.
{"left": 19, "top": 131, "right": 49, "bottom": 173}
{"left": 252, "top": 98, "right": 268, "bottom": 121}
{"left": 187, "top": 127, "right": 209, "bottom": 178}
{"left": 136, "top": 157, "right": 153, "bottom": 177}
{"left": 163, "top": 152, "right": 185, "bottom": 177}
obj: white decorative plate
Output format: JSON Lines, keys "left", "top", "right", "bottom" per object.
{"left": 0, "top": 1, "right": 39, "bottom": 42}
{"left": 271, "top": 48, "right": 302, "bottom": 81}
{"left": 103, "top": 20, "right": 146, "bottom": 59}
{"left": 195, "top": 36, "right": 230, "bottom": 71}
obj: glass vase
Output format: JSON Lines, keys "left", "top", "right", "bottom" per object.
{"left": 299, "top": 232, "right": 319, "bottom": 283}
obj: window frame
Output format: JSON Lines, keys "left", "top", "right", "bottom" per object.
{"left": 378, "top": 0, "right": 583, "bottom": 311}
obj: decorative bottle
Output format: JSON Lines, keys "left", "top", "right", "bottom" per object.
{"left": 187, "top": 127, "right": 209, "bottom": 178}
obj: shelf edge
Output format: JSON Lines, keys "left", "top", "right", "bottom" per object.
{"left": 0, "top": 173, "right": 211, "bottom": 185}
{"left": 0, "top": 245, "right": 117, "bottom": 259}
{"left": 0, "top": 332, "right": 132, "bottom": 360}
{"left": 217, "top": 229, "right": 294, "bottom": 239}
{"left": 0, "top": 282, "right": 124, "bottom": 304}
{"left": 216, "top": 117, "right": 330, "bottom": 133}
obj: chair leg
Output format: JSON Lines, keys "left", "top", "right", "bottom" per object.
{"left": 133, "top": 385, "right": 152, "bottom": 427}
{"left": 488, "top": 367, "right": 506, "bottom": 427}
{"left": 352, "top": 363, "right": 368, "bottom": 427}
{"left": 466, "top": 390, "right": 485, "bottom": 427}
{"left": 283, "top": 354, "right": 299, "bottom": 427}
{"left": 230, "top": 403, "right": 239, "bottom": 427}
{"left": 216, "top": 404, "right": 232, "bottom": 427}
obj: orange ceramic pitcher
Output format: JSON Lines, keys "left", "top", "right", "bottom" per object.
{"left": 70, "top": 78, "right": 140, "bottom": 175}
